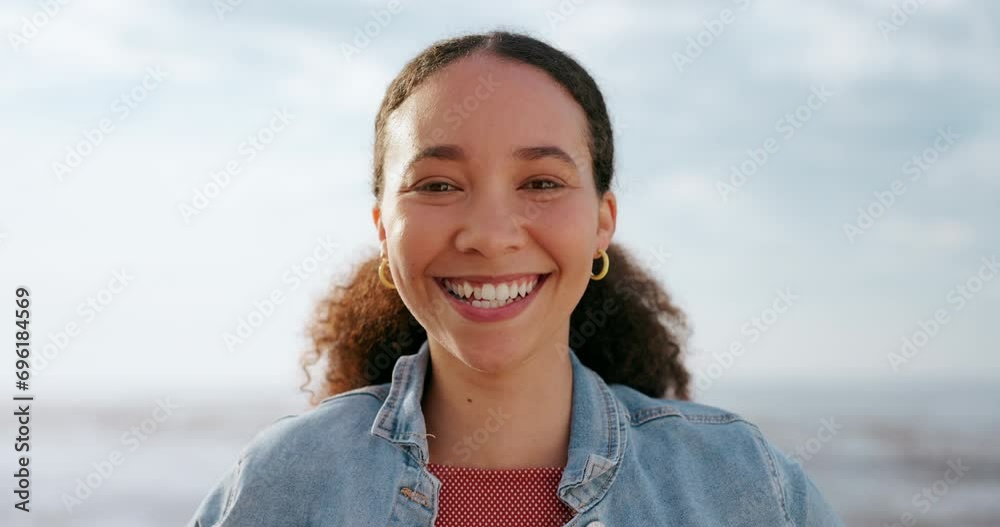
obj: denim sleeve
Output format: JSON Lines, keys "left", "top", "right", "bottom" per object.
{"left": 185, "top": 413, "right": 299, "bottom": 526}
{"left": 763, "top": 438, "right": 844, "bottom": 527}
{"left": 185, "top": 456, "right": 245, "bottom": 527}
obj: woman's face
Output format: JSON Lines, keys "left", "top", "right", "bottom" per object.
{"left": 373, "top": 52, "right": 616, "bottom": 373}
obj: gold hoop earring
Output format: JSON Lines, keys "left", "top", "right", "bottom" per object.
{"left": 591, "top": 248, "right": 610, "bottom": 281}
{"left": 378, "top": 257, "right": 396, "bottom": 289}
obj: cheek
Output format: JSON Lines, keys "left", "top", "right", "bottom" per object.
{"left": 388, "top": 207, "right": 446, "bottom": 281}
{"left": 525, "top": 198, "right": 599, "bottom": 268}
{"left": 393, "top": 205, "right": 447, "bottom": 241}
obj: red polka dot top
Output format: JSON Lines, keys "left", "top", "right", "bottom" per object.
{"left": 427, "top": 463, "right": 577, "bottom": 527}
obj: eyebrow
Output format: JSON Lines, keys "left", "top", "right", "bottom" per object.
{"left": 404, "top": 144, "right": 578, "bottom": 175}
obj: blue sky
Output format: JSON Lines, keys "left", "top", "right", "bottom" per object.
{"left": 1, "top": 0, "right": 997, "bottom": 398}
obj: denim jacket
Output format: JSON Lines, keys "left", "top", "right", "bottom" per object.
{"left": 188, "top": 339, "right": 843, "bottom": 526}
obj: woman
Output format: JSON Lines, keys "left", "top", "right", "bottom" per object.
{"left": 188, "top": 30, "right": 843, "bottom": 526}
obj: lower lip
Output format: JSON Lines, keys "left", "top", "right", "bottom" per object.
{"left": 436, "top": 274, "right": 550, "bottom": 323}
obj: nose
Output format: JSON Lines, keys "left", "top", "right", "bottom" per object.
{"left": 453, "top": 186, "right": 528, "bottom": 259}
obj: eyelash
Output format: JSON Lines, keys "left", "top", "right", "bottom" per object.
{"left": 416, "top": 179, "right": 564, "bottom": 193}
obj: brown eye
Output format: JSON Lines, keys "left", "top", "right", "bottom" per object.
{"left": 524, "top": 179, "right": 563, "bottom": 191}
{"left": 417, "top": 181, "right": 457, "bottom": 192}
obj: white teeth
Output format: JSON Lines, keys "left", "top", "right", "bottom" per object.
{"left": 442, "top": 275, "right": 543, "bottom": 306}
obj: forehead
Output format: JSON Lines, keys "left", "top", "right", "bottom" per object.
{"left": 384, "top": 53, "right": 590, "bottom": 167}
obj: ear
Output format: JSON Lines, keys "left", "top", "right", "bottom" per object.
{"left": 372, "top": 205, "right": 388, "bottom": 255}
{"left": 596, "top": 190, "right": 617, "bottom": 252}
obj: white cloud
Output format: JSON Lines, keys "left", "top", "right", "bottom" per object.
{"left": 277, "top": 30, "right": 398, "bottom": 114}
{"left": 653, "top": 172, "right": 723, "bottom": 210}
{"left": 937, "top": 136, "right": 1000, "bottom": 189}
{"left": 742, "top": 0, "right": 999, "bottom": 87}
{"left": 873, "top": 215, "right": 977, "bottom": 250}
{"left": 546, "top": 1, "right": 698, "bottom": 47}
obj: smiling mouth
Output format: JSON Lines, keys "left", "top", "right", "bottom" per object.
{"left": 434, "top": 273, "right": 551, "bottom": 310}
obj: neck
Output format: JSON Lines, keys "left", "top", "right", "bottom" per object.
{"left": 421, "top": 338, "right": 574, "bottom": 469}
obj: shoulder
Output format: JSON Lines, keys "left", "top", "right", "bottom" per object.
{"left": 609, "top": 383, "right": 772, "bottom": 473}
{"left": 608, "top": 383, "right": 843, "bottom": 526}
{"left": 241, "top": 384, "right": 390, "bottom": 461}
{"left": 609, "top": 383, "right": 771, "bottom": 471}
{"left": 186, "top": 385, "right": 393, "bottom": 526}
{"left": 610, "top": 382, "right": 751, "bottom": 428}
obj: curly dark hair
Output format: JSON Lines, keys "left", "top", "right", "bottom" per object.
{"left": 300, "top": 30, "right": 691, "bottom": 406}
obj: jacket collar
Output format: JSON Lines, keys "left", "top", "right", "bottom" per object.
{"left": 370, "top": 338, "right": 626, "bottom": 512}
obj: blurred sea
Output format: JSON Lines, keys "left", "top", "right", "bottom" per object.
{"left": 3, "top": 381, "right": 997, "bottom": 526}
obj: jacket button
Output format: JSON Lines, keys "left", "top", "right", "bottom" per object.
{"left": 586, "top": 522, "right": 605, "bottom": 527}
